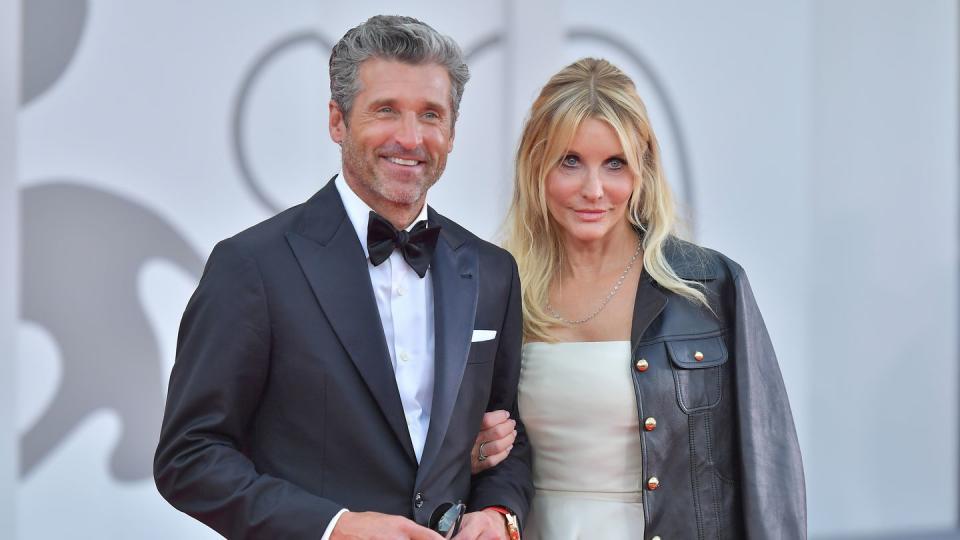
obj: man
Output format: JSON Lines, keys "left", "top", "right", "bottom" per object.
{"left": 154, "top": 15, "right": 531, "bottom": 540}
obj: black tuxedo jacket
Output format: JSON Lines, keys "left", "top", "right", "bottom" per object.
{"left": 154, "top": 177, "right": 533, "bottom": 538}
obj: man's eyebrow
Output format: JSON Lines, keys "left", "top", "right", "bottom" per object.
{"left": 368, "top": 98, "right": 396, "bottom": 109}
{"left": 366, "top": 97, "right": 450, "bottom": 114}
{"left": 422, "top": 99, "right": 450, "bottom": 113}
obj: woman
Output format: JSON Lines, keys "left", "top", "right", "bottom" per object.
{"left": 472, "top": 58, "right": 806, "bottom": 539}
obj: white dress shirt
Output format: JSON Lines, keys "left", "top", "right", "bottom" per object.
{"left": 322, "top": 173, "right": 437, "bottom": 539}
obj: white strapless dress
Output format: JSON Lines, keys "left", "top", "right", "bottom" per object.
{"left": 518, "top": 341, "right": 645, "bottom": 539}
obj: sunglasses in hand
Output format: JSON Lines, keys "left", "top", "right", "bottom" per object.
{"left": 429, "top": 501, "right": 465, "bottom": 538}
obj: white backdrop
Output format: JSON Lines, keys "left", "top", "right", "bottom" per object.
{"left": 1, "top": 0, "right": 20, "bottom": 537}
{"left": 7, "top": 1, "right": 959, "bottom": 538}
{"left": 809, "top": 1, "right": 959, "bottom": 533}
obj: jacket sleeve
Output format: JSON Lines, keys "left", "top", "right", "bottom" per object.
{"left": 154, "top": 239, "right": 343, "bottom": 539}
{"left": 730, "top": 268, "right": 807, "bottom": 539}
{"left": 466, "top": 256, "right": 535, "bottom": 528}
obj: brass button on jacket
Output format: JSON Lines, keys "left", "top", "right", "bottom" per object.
{"left": 635, "top": 358, "right": 649, "bottom": 372}
{"left": 644, "top": 417, "right": 657, "bottom": 431}
{"left": 646, "top": 476, "right": 660, "bottom": 490}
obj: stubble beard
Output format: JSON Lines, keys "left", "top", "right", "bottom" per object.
{"left": 340, "top": 132, "right": 446, "bottom": 208}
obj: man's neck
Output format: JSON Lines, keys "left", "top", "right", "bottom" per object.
{"left": 368, "top": 200, "right": 423, "bottom": 230}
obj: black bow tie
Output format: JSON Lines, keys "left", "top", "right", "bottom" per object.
{"left": 367, "top": 211, "right": 441, "bottom": 278}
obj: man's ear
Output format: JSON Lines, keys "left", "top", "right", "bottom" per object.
{"left": 329, "top": 100, "right": 345, "bottom": 144}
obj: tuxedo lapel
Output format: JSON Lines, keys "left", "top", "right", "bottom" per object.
{"left": 285, "top": 179, "right": 417, "bottom": 464}
{"left": 417, "top": 210, "right": 478, "bottom": 480}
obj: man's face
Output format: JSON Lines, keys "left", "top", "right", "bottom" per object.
{"left": 329, "top": 58, "right": 455, "bottom": 213}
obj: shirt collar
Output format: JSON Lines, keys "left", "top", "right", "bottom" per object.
{"left": 334, "top": 171, "right": 429, "bottom": 259}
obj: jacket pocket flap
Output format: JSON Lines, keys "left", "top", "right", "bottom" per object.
{"left": 666, "top": 336, "right": 728, "bottom": 369}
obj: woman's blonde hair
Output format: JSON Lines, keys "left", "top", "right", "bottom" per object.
{"left": 504, "top": 57, "right": 708, "bottom": 342}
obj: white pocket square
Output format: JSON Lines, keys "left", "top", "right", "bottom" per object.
{"left": 471, "top": 330, "right": 497, "bottom": 342}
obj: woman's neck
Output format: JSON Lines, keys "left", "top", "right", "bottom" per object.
{"left": 558, "top": 224, "right": 640, "bottom": 281}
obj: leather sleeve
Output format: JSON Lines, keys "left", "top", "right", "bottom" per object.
{"left": 466, "top": 255, "right": 535, "bottom": 528}
{"left": 154, "top": 238, "right": 343, "bottom": 539}
{"left": 730, "top": 269, "right": 807, "bottom": 539}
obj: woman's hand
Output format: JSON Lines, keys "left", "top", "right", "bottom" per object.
{"left": 470, "top": 410, "right": 517, "bottom": 474}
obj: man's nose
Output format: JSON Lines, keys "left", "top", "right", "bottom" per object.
{"left": 395, "top": 112, "right": 423, "bottom": 149}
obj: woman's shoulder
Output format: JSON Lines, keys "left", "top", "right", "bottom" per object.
{"left": 660, "top": 236, "right": 744, "bottom": 283}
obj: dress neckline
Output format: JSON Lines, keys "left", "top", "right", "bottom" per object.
{"left": 524, "top": 340, "right": 630, "bottom": 346}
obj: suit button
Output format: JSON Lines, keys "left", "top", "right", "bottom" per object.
{"left": 635, "top": 358, "right": 649, "bottom": 372}
{"left": 414, "top": 492, "right": 424, "bottom": 508}
{"left": 647, "top": 477, "right": 660, "bottom": 490}
{"left": 644, "top": 417, "right": 657, "bottom": 431}
{"left": 651, "top": 536, "right": 662, "bottom": 540}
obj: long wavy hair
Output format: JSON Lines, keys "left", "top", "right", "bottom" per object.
{"left": 504, "top": 57, "right": 708, "bottom": 342}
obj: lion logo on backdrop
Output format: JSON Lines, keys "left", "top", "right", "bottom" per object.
{"left": 19, "top": 0, "right": 204, "bottom": 482}
{"left": 20, "top": 183, "right": 204, "bottom": 480}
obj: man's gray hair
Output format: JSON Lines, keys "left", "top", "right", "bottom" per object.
{"left": 329, "top": 15, "right": 470, "bottom": 125}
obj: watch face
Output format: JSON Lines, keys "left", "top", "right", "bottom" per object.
{"left": 505, "top": 514, "right": 520, "bottom": 540}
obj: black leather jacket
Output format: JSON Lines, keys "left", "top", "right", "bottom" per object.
{"left": 631, "top": 238, "right": 806, "bottom": 539}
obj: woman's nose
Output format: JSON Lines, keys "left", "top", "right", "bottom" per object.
{"left": 580, "top": 169, "right": 604, "bottom": 200}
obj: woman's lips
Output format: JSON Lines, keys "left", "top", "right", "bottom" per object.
{"left": 573, "top": 209, "right": 607, "bottom": 222}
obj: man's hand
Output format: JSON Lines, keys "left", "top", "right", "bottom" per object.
{"left": 331, "top": 511, "right": 444, "bottom": 540}
{"left": 471, "top": 410, "right": 517, "bottom": 474}
{"left": 451, "top": 509, "right": 507, "bottom": 540}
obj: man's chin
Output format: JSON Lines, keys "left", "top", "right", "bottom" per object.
{"left": 372, "top": 183, "right": 426, "bottom": 206}
{"left": 372, "top": 176, "right": 433, "bottom": 205}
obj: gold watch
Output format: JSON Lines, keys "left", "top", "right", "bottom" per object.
{"left": 488, "top": 507, "right": 520, "bottom": 540}
{"left": 503, "top": 512, "right": 520, "bottom": 540}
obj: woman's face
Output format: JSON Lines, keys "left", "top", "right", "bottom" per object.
{"left": 545, "top": 117, "right": 636, "bottom": 244}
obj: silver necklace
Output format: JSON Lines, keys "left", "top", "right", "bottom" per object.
{"left": 546, "top": 238, "right": 642, "bottom": 325}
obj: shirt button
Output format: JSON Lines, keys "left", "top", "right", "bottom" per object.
{"left": 399, "top": 350, "right": 410, "bottom": 362}
{"left": 396, "top": 285, "right": 406, "bottom": 296}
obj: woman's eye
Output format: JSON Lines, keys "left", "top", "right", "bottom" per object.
{"left": 607, "top": 158, "right": 625, "bottom": 170}
{"left": 561, "top": 155, "right": 579, "bottom": 168}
